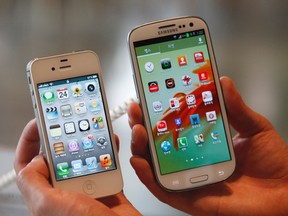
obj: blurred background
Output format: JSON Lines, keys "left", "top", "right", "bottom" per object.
{"left": 0, "top": 0, "right": 288, "bottom": 215}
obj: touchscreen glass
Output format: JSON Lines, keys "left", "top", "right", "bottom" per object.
{"left": 133, "top": 29, "right": 231, "bottom": 175}
{"left": 38, "top": 74, "right": 117, "bottom": 181}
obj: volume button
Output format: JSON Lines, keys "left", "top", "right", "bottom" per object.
{"left": 132, "top": 74, "right": 139, "bottom": 99}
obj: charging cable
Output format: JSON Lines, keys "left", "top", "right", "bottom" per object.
{"left": 0, "top": 96, "right": 138, "bottom": 191}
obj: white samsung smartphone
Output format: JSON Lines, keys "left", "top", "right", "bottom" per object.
{"left": 26, "top": 50, "right": 123, "bottom": 198}
{"left": 128, "top": 16, "right": 235, "bottom": 191}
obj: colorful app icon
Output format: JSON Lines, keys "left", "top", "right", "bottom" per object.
{"left": 64, "top": 122, "right": 76, "bottom": 134}
{"left": 206, "top": 111, "right": 217, "bottom": 121}
{"left": 67, "top": 139, "right": 80, "bottom": 152}
{"left": 85, "top": 157, "right": 98, "bottom": 169}
{"left": 148, "top": 81, "right": 159, "bottom": 93}
{"left": 175, "top": 118, "right": 182, "bottom": 127}
{"left": 194, "top": 52, "right": 204, "bottom": 63}
{"left": 182, "top": 75, "right": 192, "bottom": 86}
{"left": 92, "top": 116, "right": 104, "bottom": 129}
{"left": 161, "top": 141, "right": 171, "bottom": 152}
{"left": 57, "top": 87, "right": 69, "bottom": 100}
{"left": 88, "top": 100, "right": 101, "bottom": 112}
{"left": 198, "top": 72, "right": 208, "bottom": 82}
{"left": 71, "top": 159, "right": 83, "bottom": 172}
{"left": 211, "top": 131, "right": 220, "bottom": 140}
{"left": 186, "top": 94, "right": 196, "bottom": 105}
{"left": 60, "top": 104, "right": 72, "bottom": 117}
{"left": 202, "top": 91, "right": 213, "bottom": 103}
{"left": 153, "top": 101, "right": 163, "bottom": 112}
{"left": 194, "top": 134, "right": 204, "bottom": 145}
{"left": 43, "top": 90, "right": 55, "bottom": 103}
{"left": 57, "top": 162, "right": 70, "bottom": 176}
{"left": 78, "top": 119, "right": 90, "bottom": 132}
{"left": 178, "top": 56, "right": 188, "bottom": 66}
{"left": 169, "top": 98, "right": 180, "bottom": 109}
{"left": 190, "top": 114, "right": 200, "bottom": 125}
{"left": 71, "top": 84, "right": 82, "bottom": 97}
{"left": 157, "top": 120, "right": 167, "bottom": 132}
{"left": 100, "top": 154, "right": 112, "bottom": 167}
{"left": 96, "top": 136, "right": 107, "bottom": 147}
{"left": 46, "top": 106, "right": 58, "bottom": 120}
{"left": 85, "top": 82, "right": 97, "bottom": 94}
{"left": 161, "top": 58, "right": 171, "bottom": 69}
{"left": 49, "top": 124, "right": 62, "bottom": 137}
{"left": 165, "top": 78, "right": 175, "bottom": 89}
{"left": 53, "top": 142, "right": 65, "bottom": 155}
{"left": 144, "top": 62, "right": 154, "bottom": 72}
{"left": 82, "top": 134, "right": 94, "bottom": 149}
{"left": 74, "top": 101, "right": 87, "bottom": 114}
{"left": 177, "top": 137, "right": 188, "bottom": 148}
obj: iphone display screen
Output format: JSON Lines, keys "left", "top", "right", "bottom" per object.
{"left": 37, "top": 74, "right": 117, "bottom": 181}
{"left": 133, "top": 30, "right": 232, "bottom": 175}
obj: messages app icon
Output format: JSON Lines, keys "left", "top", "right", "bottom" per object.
{"left": 43, "top": 90, "right": 55, "bottom": 103}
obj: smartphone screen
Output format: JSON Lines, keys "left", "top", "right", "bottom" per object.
{"left": 37, "top": 74, "right": 117, "bottom": 181}
{"left": 133, "top": 29, "right": 232, "bottom": 175}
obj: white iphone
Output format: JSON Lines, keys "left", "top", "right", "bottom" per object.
{"left": 128, "top": 16, "right": 235, "bottom": 191}
{"left": 26, "top": 50, "right": 123, "bottom": 198}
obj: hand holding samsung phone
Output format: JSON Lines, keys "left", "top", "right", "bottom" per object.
{"left": 26, "top": 50, "right": 123, "bottom": 198}
{"left": 128, "top": 17, "right": 235, "bottom": 191}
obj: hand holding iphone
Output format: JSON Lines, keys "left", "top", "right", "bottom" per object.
{"left": 128, "top": 17, "right": 235, "bottom": 191}
{"left": 26, "top": 50, "right": 123, "bottom": 198}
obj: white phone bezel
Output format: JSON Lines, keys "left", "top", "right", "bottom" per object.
{"left": 129, "top": 17, "right": 235, "bottom": 191}
{"left": 27, "top": 50, "right": 123, "bottom": 198}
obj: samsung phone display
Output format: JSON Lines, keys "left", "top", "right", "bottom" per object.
{"left": 129, "top": 17, "right": 235, "bottom": 190}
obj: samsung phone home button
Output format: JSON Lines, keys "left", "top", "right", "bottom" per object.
{"left": 82, "top": 180, "right": 96, "bottom": 195}
{"left": 190, "top": 175, "right": 208, "bottom": 184}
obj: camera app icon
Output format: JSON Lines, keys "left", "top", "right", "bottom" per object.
{"left": 85, "top": 82, "right": 97, "bottom": 94}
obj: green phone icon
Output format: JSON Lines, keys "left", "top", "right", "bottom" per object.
{"left": 57, "top": 162, "right": 70, "bottom": 176}
{"left": 177, "top": 137, "right": 188, "bottom": 148}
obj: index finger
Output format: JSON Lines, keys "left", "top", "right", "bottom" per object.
{"left": 14, "top": 119, "right": 40, "bottom": 174}
{"left": 128, "top": 102, "right": 143, "bottom": 128}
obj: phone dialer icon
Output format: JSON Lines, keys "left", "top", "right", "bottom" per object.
{"left": 177, "top": 137, "right": 188, "bottom": 148}
{"left": 56, "top": 162, "right": 70, "bottom": 176}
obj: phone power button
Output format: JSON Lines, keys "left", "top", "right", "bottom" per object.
{"left": 82, "top": 180, "right": 96, "bottom": 195}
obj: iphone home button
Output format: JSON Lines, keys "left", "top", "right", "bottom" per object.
{"left": 82, "top": 180, "right": 96, "bottom": 195}
{"left": 190, "top": 175, "right": 208, "bottom": 183}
